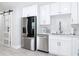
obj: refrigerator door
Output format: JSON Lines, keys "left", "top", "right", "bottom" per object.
{"left": 27, "top": 16, "right": 36, "bottom": 37}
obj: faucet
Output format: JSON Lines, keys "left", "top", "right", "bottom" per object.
{"left": 73, "top": 28, "right": 76, "bottom": 35}
{"left": 59, "top": 21, "right": 63, "bottom": 34}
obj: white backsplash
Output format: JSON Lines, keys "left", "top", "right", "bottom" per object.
{"left": 72, "top": 24, "right": 79, "bottom": 35}
{"left": 38, "top": 14, "right": 74, "bottom": 35}
{"left": 50, "top": 14, "right": 73, "bottom": 34}
{"left": 38, "top": 25, "right": 50, "bottom": 34}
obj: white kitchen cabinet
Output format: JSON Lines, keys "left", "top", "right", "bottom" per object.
{"left": 60, "top": 2, "right": 71, "bottom": 14}
{"left": 49, "top": 35, "right": 72, "bottom": 56}
{"left": 39, "top": 5, "right": 50, "bottom": 25}
{"left": 49, "top": 35, "right": 59, "bottom": 55}
{"left": 22, "top": 5, "right": 37, "bottom": 17}
{"left": 50, "top": 16, "right": 59, "bottom": 33}
{"left": 71, "top": 2, "right": 78, "bottom": 24}
{"left": 72, "top": 37, "right": 79, "bottom": 56}
{"left": 49, "top": 39, "right": 59, "bottom": 55}
{"left": 77, "top": 3, "right": 79, "bottom": 23}
{"left": 59, "top": 39, "right": 72, "bottom": 56}
{"left": 50, "top": 3, "right": 71, "bottom": 15}
{"left": 71, "top": 2, "right": 79, "bottom": 24}
{"left": 50, "top": 3, "right": 60, "bottom": 15}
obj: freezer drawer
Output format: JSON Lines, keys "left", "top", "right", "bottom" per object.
{"left": 23, "top": 37, "right": 35, "bottom": 51}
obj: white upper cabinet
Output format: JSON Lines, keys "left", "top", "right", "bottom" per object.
{"left": 71, "top": 2, "right": 79, "bottom": 24}
{"left": 77, "top": 3, "right": 79, "bottom": 24}
{"left": 50, "top": 3, "right": 60, "bottom": 15}
{"left": 60, "top": 2, "right": 71, "bottom": 14}
{"left": 50, "top": 3, "right": 71, "bottom": 15}
{"left": 71, "top": 2, "right": 78, "bottom": 24}
{"left": 50, "top": 16, "right": 59, "bottom": 33}
{"left": 39, "top": 4, "right": 50, "bottom": 25}
{"left": 22, "top": 5, "right": 37, "bottom": 17}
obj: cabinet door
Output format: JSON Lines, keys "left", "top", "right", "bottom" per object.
{"left": 39, "top": 5, "right": 50, "bottom": 25}
{"left": 50, "top": 3, "right": 60, "bottom": 15}
{"left": 77, "top": 3, "right": 79, "bottom": 23}
{"left": 49, "top": 35, "right": 73, "bottom": 56}
{"left": 22, "top": 5, "right": 37, "bottom": 17}
{"left": 49, "top": 36, "right": 59, "bottom": 55}
{"left": 23, "top": 7, "right": 29, "bottom": 17}
{"left": 60, "top": 2, "right": 71, "bottom": 14}
{"left": 50, "top": 16, "right": 59, "bottom": 33}
{"left": 59, "top": 39, "right": 72, "bottom": 56}
{"left": 71, "top": 2, "right": 78, "bottom": 24}
{"left": 73, "top": 38, "right": 79, "bottom": 56}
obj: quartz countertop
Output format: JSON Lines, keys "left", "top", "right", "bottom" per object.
{"left": 49, "top": 33, "right": 79, "bottom": 38}
{"left": 38, "top": 33, "right": 79, "bottom": 38}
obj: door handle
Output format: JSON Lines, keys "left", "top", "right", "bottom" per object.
{"left": 7, "top": 27, "right": 10, "bottom": 32}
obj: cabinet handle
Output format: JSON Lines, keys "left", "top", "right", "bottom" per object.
{"left": 7, "top": 27, "right": 10, "bottom": 32}
{"left": 57, "top": 42, "right": 61, "bottom": 46}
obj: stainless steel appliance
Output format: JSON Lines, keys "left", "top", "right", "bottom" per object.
{"left": 37, "top": 34, "right": 48, "bottom": 52}
{"left": 21, "top": 16, "right": 37, "bottom": 51}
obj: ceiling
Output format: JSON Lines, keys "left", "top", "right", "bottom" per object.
{"left": 0, "top": 2, "right": 38, "bottom": 11}
{"left": 0, "top": 2, "right": 54, "bottom": 11}
{"left": 0, "top": 2, "right": 37, "bottom": 7}
{"left": 0, "top": 2, "right": 54, "bottom": 7}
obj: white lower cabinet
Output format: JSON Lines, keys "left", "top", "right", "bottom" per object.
{"left": 49, "top": 38, "right": 58, "bottom": 55}
{"left": 72, "top": 38, "right": 79, "bottom": 56}
{"left": 49, "top": 35, "right": 72, "bottom": 56}
{"left": 59, "top": 39, "right": 72, "bottom": 56}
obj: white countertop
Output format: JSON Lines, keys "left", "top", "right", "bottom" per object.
{"left": 49, "top": 34, "right": 79, "bottom": 38}
{"left": 38, "top": 33, "right": 79, "bottom": 38}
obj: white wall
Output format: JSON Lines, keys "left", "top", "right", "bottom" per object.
{"left": 11, "top": 7, "right": 22, "bottom": 49}
{"left": 0, "top": 15, "right": 4, "bottom": 44}
{"left": 0, "top": 4, "right": 38, "bottom": 49}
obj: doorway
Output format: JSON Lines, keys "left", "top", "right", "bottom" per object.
{"left": 3, "top": 13, "right": 11, "bottom": 47}
{"left": 0, "top": 11, "right": 13, "bottom": 47}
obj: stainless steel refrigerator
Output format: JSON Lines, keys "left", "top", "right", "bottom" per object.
{"left": 21, "top": 16, "right": 37, "bottom": 51}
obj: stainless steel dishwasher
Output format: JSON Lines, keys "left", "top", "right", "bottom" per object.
{"left": 37, "top": 34, "right": 48, "bottom": 52}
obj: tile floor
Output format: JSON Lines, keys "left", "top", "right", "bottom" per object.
{"left": 0, "top": 44, "right": 53, "bottom": 56}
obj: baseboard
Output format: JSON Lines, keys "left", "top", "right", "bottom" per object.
{"left": 11, "top": 45, "right": 21, "bottom": 49}
{"left": 37, "top": 50, "right": 49, "bottom": 53}
{"left": 0, "top": 41, "right": 4, "bottom": 45}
